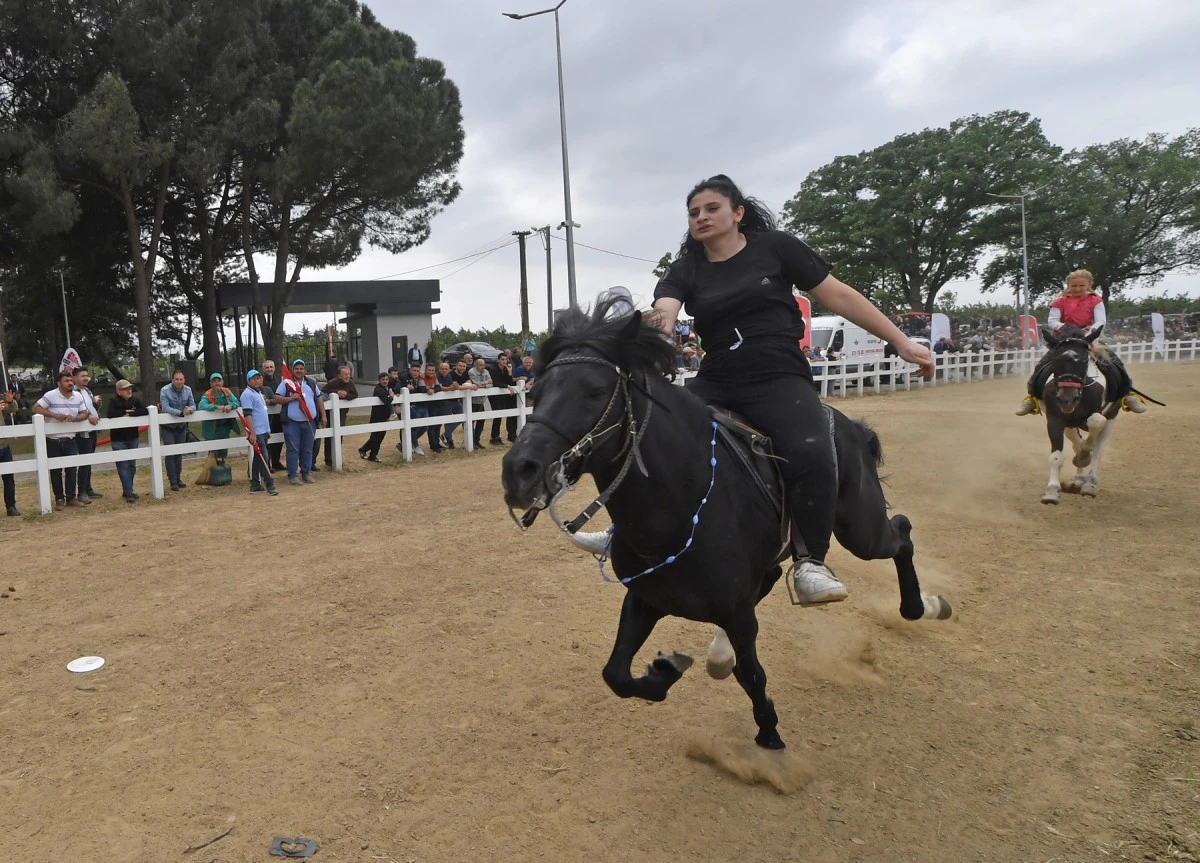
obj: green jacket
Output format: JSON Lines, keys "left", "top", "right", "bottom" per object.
{"left": 198, "top": 387, "right": 242, "bottom": 440}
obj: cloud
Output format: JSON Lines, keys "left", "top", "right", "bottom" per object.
{"left": 294, "top": 0, "right": 1200, "bottom": 333}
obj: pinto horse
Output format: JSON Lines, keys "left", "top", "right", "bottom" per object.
{"left": 501, "top": 301, "right": 951, "bottom": 749}
{"left": 1037, "top": 324, "right": 1122, "bottom": 504}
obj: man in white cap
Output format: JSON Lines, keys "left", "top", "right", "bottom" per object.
{"left": 105, "top": 379, "right": 149, "bottom": 502}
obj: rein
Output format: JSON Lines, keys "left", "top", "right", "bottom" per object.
{"left": 518, "top": 354, "right": 652, "bottom": 537}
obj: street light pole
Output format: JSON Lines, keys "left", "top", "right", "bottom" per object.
{"left": 504, "top": 0, "right": 579, "bottom": 308}
{"left": 987, "top": 183, "right": 1051, "bottom": 348}
{"left": 57, "top": 256, "right": 72, "bottom": 349}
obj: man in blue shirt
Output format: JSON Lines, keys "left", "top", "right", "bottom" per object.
{"left": 275, "top": 359, "right": 325, "bottom": 485}
{"left": 240, "top": 369, "right": 278, "bottom": 495}
{"left": 159, "top": 370, "right": 196, "bottom": 492}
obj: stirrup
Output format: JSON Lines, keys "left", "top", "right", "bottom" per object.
{"left": 1121, "top": 394, "right": 1146, "bottom": 413}
{"left": 1016, "top": 396, "right": 1040, "bottom": 416}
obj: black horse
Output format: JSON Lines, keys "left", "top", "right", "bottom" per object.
{"left": 1037, "top": 324, "right": 1124, "bottom": 503}
{"left": 501, "top": 303, "right": 951, "bottom": 749}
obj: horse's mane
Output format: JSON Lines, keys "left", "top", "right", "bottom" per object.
{"left": 539, "top": 296, "right": 678, "bottom": 377}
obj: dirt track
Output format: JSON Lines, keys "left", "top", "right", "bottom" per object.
{"left": 1, "top": 362, "right": 1197, "bottom": 863}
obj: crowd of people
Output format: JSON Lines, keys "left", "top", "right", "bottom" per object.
{"left": 0, "top": 348, "right": 538, "bottom": 515}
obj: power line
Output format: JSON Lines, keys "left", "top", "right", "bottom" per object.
{"left": 438, "top": 240, "right": 517, "bottom": 280}
{"left": 370, "top": 234, "right": 516, "bottom": 280}
{"left": 548, "top": 233, "right": 659, "bottom": 264}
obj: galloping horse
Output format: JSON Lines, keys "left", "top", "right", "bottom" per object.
{"left": 1037, "top": 324, "right": 1120, "bottom": 504}
{"left": 501, "top": 301, "right": 951, "bottom": 749}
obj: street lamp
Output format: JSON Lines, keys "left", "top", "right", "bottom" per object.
{"left": 503, "top": 0, "right": 579, "bottom": 309}
{"left": 54, "top": 255, "right": 72, "bottom": 349}
{"left": 987, "top": 182, "right": 1051, "bottom": 348}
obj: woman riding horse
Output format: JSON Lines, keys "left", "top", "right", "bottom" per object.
{"left": 1017, "top": 269, "right": 1146, "bottom": 416}
{"left": 652, "top": 175, "right": 934, "bottom": 606}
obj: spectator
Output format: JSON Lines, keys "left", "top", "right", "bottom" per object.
{"left": 259, "top": 360, "right": 285, "bottom": 472}
{"left": 408, "top": 342, "right": 423, "bottom": 367}
{"left": 197, "top": 372, "right": 241, "bottom": 459}
{"left": 467, "top": 356, "right": 492, "bottom": 448}
{"left": 0, "top": 433, "right": 17, "bottom": 515}
{"left": 275, "top": 358, "right": 324, "bottom": 485}
{"left": 425, "top": 343, "right": 436, "bottom": 366}
{"left": 396, "top": 361, "right": 438, "bottom": 456}
{"left": 358, "top": 371, "right": 394, "bottom": 462}
{"left": 436, "top": 361, "right": 461, "bottom": 449}
{"left": 323, "top": 352, "right": 340, "bottom": 381}
{"left": 321, "top": 364, "right": 359, "bottom": 467}
{"left": 72, "top": 367, "right": 103, "bottom": 502}
{"left": 682, "top": 346, "right": 701, "bottom": 371}
{"left": 159, "top": 370, "right": 195, "bottom": 492}
{"left": 105, "top": 379, "right": 149, "bottom": 503}
{"left": 33, "top": 370, "right": 90, "bottom": 510}
{"left": 517, "top": 355, "right": 536, "bottom": 403}
{"left": 523, "top": 333, "right": 536, "bottom": 356}
{"left": 5, "top": 373, "right": 25, "bottom": 426}
{"left": 239, "top": 369, "right": 278, "bottom": 496}
{"left": 422, "top": 363, "right": 447, "bottom": 452}
{"left": 489, "top": 354, "right": 517, "bottom": 445}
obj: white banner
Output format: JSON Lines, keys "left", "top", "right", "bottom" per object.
{"left": 59, "top": 347, "right": 83, "bottom": 372}
{"left": 1151, "top": 312, "right": 1166, "bottom": 358}
{"left": 930, "top": 313, "right": 951, "bottom": 346}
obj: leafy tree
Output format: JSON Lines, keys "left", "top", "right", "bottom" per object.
{"left": 782, "top": 110, "right": 1060, "bottom": 312}
{"left": 241, "top": 0, "right": 464, "bottom": 361}
{"left": 981, "top": 131, "right": 1200, "bottom": 302}
{"left": 652, "top": 252, "right": 673, "bottom": 281}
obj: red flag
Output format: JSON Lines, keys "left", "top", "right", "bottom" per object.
{"left": 281, "top": 364, "right": 315, "bottom": 421}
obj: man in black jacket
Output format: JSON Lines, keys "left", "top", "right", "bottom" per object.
{"left": 260, "top": 360, "right": 285, "bottom": 471}
{"left": 488, "top": 354, "right": 518, "bottom": 445}
{"left": 322, "top": 364, "right": 359, "bottom": 467}
{"left": 358, "top": 372, "right": 394, "bottom": 462}
{"left": 106, "top": 380, "right": 149, "bottom": 502}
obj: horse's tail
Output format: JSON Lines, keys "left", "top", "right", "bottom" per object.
{"left": 853, "top": 418, "right": 885, "bottom": 466}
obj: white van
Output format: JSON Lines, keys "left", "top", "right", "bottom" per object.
{"left": 808, "top": 316, "right": 886, "bottom": 362}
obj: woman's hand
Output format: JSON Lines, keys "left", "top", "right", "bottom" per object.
{"left": 896, "top": 339, "right": 935, "bottom": 379}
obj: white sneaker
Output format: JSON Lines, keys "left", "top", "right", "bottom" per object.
{"left": 791, "top": 560, "right": 848, "bottom": 605}
{"left": 1122, "top": 394, "right": 1146, "bottom": 413}
{"left": 413, "top": 446, "right": 426, "bottom": 457}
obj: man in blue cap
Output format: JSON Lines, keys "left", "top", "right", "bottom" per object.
{"left": 240, "top": 369, "right": 278, "bottom": 495}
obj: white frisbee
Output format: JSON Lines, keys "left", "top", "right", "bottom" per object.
{"left": 66, "top": 656, "right": 105, "bottom": 673}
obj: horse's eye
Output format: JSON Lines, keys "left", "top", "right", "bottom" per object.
{"left": 583, "top": 386, "right": 608, "bottom": 401}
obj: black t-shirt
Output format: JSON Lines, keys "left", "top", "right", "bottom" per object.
{"left": 654, "top": 230, "right": 831, "bottom": 382}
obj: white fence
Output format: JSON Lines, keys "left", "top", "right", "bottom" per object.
{"left": 2, "top": 338, "right": 1194, "bottom": 514}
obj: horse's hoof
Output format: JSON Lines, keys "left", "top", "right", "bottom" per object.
{"left": 755, "top": 730, "right": 786, "bottom": 750}
{"left": 1072, "top": 453, "right": 1092, "bottom": 468}
{"left": 917, "top": 593, "right": 953, "bottom": 621}
{"left": 1080, "top": 483, "right": 1098, "bottom": 497}
{"left": 1066, "top": 480, "right": 1084, "bottom": 494}
{"left": 1041, "top": 491, "right": 1060, "bottom": 505}
{"left": 705, "top": 656, "right": 735, "bottom": 680}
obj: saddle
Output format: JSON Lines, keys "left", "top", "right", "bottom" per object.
{"left": 709, "top": 408, "right": 789, "bottom": 547}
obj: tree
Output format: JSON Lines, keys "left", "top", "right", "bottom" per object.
{"left": 981, "top": 130, "right": 1200, "bottom": 302}
{"left": 241, "top": 0, "right": 464, "bottom": 361}
{"left": 59, "top": 72, "right": 170, "bottom": 396}
{"left": 781, "top": 110, "right": 1060, "bottom": 312}
{"left": 652, "top": 252, "right": 673, "bottom": 280}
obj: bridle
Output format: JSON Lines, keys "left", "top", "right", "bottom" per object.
{"left": 512, "top": 354, "right": 652, "bottom": 537}
{"left": 1050, "top": 337, "right": 1093, "bottom": 390}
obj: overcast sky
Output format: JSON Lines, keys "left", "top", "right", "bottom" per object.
{"left": 299, "top": 0, "right": 1200, "bottom": 334}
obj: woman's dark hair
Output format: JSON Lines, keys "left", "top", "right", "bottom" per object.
{"left": 675, "top": 174, "right": 778, "bottom": 261}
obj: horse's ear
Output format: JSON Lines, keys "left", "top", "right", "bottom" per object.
{"left": 620, "top": 310, "right": 643, "bottom": 339}
{"left": 1041, "top": 326, "right": 1057, "bottom": 346}
{"left": 1086, "top": 324, "right": 1103, "bottom": 343}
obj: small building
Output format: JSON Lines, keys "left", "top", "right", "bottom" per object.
{"left": 217, "top": 280, "right": 440, "bottom": 380}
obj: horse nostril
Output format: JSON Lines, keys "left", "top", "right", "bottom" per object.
{"left": 516, "top": 458, "right": 540, "bottom": 484}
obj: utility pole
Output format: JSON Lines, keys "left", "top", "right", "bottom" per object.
{"left": 537, "top": 226, "right": 553, "bottom": 330}
{"left": 513, "top": 230, "right": 533, "bottom": 336}
{"left": 987, "top": 182, "right": 1051, "bottom": 348}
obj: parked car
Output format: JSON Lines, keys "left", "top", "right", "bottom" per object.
{"left": 440, "top": 341, "right": 502, "bottom": 365}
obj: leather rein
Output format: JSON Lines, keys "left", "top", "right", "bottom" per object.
{"left": 511, "top": 354, "right": 652, "bottom": 537}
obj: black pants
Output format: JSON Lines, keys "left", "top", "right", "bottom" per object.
{"left": 0, "top": 444, "right": 15, "bottom": 509}
{"left": 268, "top": 414, "right": 284, "bottom": 467}
{"left": 689, "top": 374, "right": 837, "bottom": 562}
{"left": 1027, "top": 350, "right": 1134, "bottom": 399}
{"left": 361, "top": 430, "right": 386, "bottom": 458}
{"left": 490, "top": 394, "right": 517, "bottom": 441}
{"left": 77, "top": 431, "right": 97, "bottom": 493}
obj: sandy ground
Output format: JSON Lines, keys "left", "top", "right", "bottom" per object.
{"left": 1, "top": 362, "right": 1197, "bottom": 863}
